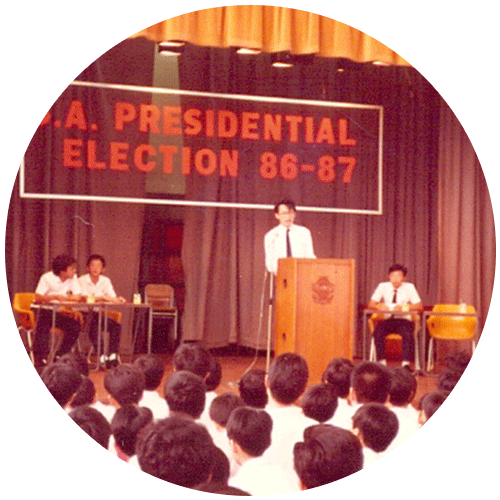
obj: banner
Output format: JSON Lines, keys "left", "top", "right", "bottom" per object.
{"left": 22, "top": 81, "right": 383, "bottom": 214}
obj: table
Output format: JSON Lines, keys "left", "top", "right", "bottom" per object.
{"left": 362, "top": 308, "right": 424, "bottom": 372}
{"left": 32, "top": 301, "right": 153, "bottom": 369}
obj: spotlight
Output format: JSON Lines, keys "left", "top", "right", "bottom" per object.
{"left": 271, "top": 52, "right": 294, "bottom": 68}
{"left": 158, "top": 41, "right": 185, "bottom": 56}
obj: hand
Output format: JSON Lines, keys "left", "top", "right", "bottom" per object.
{"left": 377, "top": 303, "right": 390, "bottom": 311}
{"left": 393, "top": 304, "right": 403, "bottom": 312}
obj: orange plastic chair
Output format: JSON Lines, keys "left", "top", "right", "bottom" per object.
{"left": 426, "top": 304, "right": 477, "bottom": 372}
{"left": 12, "top": 292, "right": 37, "bottom": 363}
{"left": 368, "top": 312, "right": 421, "bottom": 370}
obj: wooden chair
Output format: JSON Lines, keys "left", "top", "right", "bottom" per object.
{"left": 12, "top": 292, "right": 37, "bottom": 363}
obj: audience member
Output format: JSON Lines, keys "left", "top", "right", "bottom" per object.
{"left": 238, "top": 369, "right": 268, "bottom": 408}
{"left": 293, "top": 424, "right": 363, "bottom": 489}
{"left": 57, "top": 351, "right": 90, "bottom": 377}
{"left": 263, "top": 352, "right": 315, "bottom": 489}
{"left": 133, "top": 354, "right": 168, "bottom": 420}
{"left": 352, "top": 403, "right": 399, "bottom": 467}
{"left": 69, "top": 405, "right": 112, "bottom": 449}
{"left": 136, "top": 416, "right": 216, "bottom": 489}
{"left": 444, "top": 351, "right": 471, "bottom": 375}
{"left": 69, "top": 376, "right": 96, "bottom": 409}
{"left": 228, "top": 407, "right": 296, "bottom": 495}
{"left": 418, "top": 391, "right": 448, "bottom": 426}
{"left": 164, "top": 370, "right": 206, "bottom": 421}
{"left": 437, "top": 369, "right": 462, "bottom": 394}
{"left": 40, "top": 362, "right": 82, "bottom": 408}
{"left": 386, "top": 366, "right": 420, "bottom": 450}
{"left": 301, "top": 383, "right": 338, "bottom": 423}
{"left": 111, "top": 405, "right": 153, "bottom": 462}
{"left": 322, "top": 357, "right": 354, "bottom": 428}
{"left": 104, "top": 364, "right": 145, "bottom": 407}
{"left": 208, "top": 393, "right": 245, "bottom": 461}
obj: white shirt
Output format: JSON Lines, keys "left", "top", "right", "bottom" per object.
{"left": 370, "top": 281, "right": 421, "bottom": 320}
{"left": 139, "top": 391, "right": 169, "bottom": 421}
{"left": 264, "top": 223, "right": 315, "bottom": 274}
{"left": 35, "top": 271, "right": 81, "bottom": 296}
{"left": 229, "top": 455, "right": 298, "bottom": 495}
{"left": 78, "top": 273, "right": 117, "bottom": 298}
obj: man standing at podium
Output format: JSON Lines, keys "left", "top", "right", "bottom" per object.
{"left": 264, "top": 199, "right": 316, "bottom": 275}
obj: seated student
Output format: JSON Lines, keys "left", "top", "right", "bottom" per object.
{"left": 227, "top": 407, "right": 296, "bottom": 495}
{"left": 263, "top": 353, "right": 316, "bottom": 489}
{"left": 69, "top": 405, "right": 112, "bottom": 449}
{"left": 208, "top": 393, "right": 245, "bottom": 469}
{"left": 417, "top": 391, "right": 448, "bottom": 426}
{"left": 133, "top": 354, "right": 169, "bottom": 420}
{"left": 238, "top": 369, "right": 268, "bottom": 409}
{"left": 57, "top": 351, "right": 90, "bottom": 377}
{"left": 99, "top": 364, "right": 146, "bottom": 422}
{"left": 293, "top": 424, "right": 363, "bottom": 489}
{"left": 136, "top": 416, "right": 216, "bottom": 489}
{"left": 172, "top": 343, "right": 218, "bottom": 426}
{"left": 163, "top": 370, "right": 206, "bottom": 421}
{"left": 352, "top": 403, "right": 400, "bottom": 467}
{"left": 301, "top": 383, "right": 338, "bottom": 423}
{"left": 33, "top": 254, "right": 83, "bottom": 366}
{"left": 387, "top": 366, "right": 420, "bottom": 450}
{"left": 111, "top": 405, "right": 153, "bottom": 462}
{"left": 344, "top": 361, "right": 392, "bottom": 427}
{"left": 437, "top": 369, "right": 462, "bottom": 394}
{"left": 69, "top": 376, "right": 96, "bottom": 410}
{"left": 78, "top": 254, "right": 126, "bottom": 369}
{"left": 40, "top": 362, "right": 82, "bottom": 409}
{"left": 322, "top": 357, "right": 355, "bottom": 428}
{"left": 444, "top": 351, "right": 471, "bottom": 375}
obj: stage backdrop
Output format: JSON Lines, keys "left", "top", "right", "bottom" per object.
{"left": 6, "top": 38, "right": 494, "bottom": 355}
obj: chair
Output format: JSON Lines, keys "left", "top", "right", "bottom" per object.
{"left": 12, "top": 292, "right": 37, "bottom": 363}
{"left": 144, "top": 284, "right": 178, "bottom": 351}
{"left": 368, "top": 312, "right": 421, "bottom": 371}
{"left": 426, "top": 304, "right": 477, "bottom": 372}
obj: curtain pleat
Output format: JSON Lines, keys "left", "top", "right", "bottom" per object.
{"left": 132, "top": 6, "right": 410, "bottom": 65}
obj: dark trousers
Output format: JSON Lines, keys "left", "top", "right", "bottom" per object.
{"left": 86, "top": 311, "right": 121, "bottom": 355}
{"left": 33, "top": 309, "right": 80, "bottom": 361}
{"left": 374, "top": 318, "right": 414, "bottom": 362}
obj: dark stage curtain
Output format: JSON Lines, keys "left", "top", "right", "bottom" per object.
{"left": 179, "top": 46, "right": 441, "bottom": 352}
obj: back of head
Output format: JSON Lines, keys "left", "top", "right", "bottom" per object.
{"left": 173, "top": 343, "right": 212, "bottom": 379}
{"left": 209, "top": 445, "right": 231, "bottom": 485}
{"left": 352, "top": 403, "right": 399, "bottom": 452}
{"left": 238, "top": 369, "right": 268, "bottom": 408}
{"left": 136, "top": 416, "right": 216, "bottom": 488}
{"left": 69, "top": 405, "right": 112, "bottom": 449}
{"left": 226, "top": 407, "right": 273, "bottom": 457}
{"left": 301, "top": 383, "right": 338, "bottom": 423}
{"left": 389, "top": 367, "right": 417, "bottom": 406}
{"left": 133, "top": 354, "right": 166, "bottom": 391}
{"left": 268, "top": 352, "right": 309, "bottom": 405}
{"left": 351, "top": 361, "right": 392, "bottom": 404}
{"left": 437, "top": 370, "right": 462, "bottom": 394}
{"left": 294, "top": 425, "right": 363, "bottom": 488}
{"left": 70, "top": 376, "right": 96, "bottom": 408}
{"left": 209, "top": 393, "right": 245, "bottom": 427}
{"left": 57, "top": 352, "right": 90, "bottom": 376}
{"left": 418, "top": 391, "right": 448, "bottom": 421}
{"left": 205, "top": 356, "right": 222, "bottom": 392}
{"left": 104, "top": 364, "right": 145, "bottom": 406}
{"left": 164, "top": 370, "right": 206, "bottom": 419}
{"left": 444, "top": 351, "right": 471, "bottom": 375}
{"left": 111, "top": 405, "right": 154, "bottom": 457}
{"left": 322, "top": 357, "right": 354, "bottom": 399}
{"left": 41, "top": 363, "right": 82, "bottom": 407}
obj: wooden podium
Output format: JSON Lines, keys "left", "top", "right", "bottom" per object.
{"left": 274, "top": 258, "right": 355, "bottom": 384}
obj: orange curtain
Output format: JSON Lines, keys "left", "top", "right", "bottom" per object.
{"left": 131, "top": 6, "right": 410, "bottom": 66}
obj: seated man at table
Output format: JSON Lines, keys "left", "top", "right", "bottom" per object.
{"left": 368, "top": 264, "right": 423, "bottom": 368}
{"left": 79, "top": 254, "right": 126, "bottom": 369}
{"left": 33, "top": 254, "right": 83, "bottom": 366}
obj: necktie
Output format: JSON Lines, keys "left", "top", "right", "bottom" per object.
{"left": 392, "top": 289, "right": 397, "bottom": 304}
{"left": 286, "top": 229, "right": 292, "bottom": 257}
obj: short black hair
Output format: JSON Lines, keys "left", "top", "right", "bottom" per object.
{"left": 389, "top": 367, "right": 417, "bottom": 406}
{"left": 268, "top": 352, "right": 309, "bottom": 405}
{"left": 351, "top": 361, "right": 392, "bottom": 404}
{"left": 164, "top": 370, "right": 206, "bottom": 419}
{"left": 301, "top": 383, "right": 338, "bottom": 423}
{"left": 86, "top": 254, "right": 106, "bottom": 267}
{"left": 70, "top": 376, "right": 96, "bottom": 408}
{"left": 104, "top": 364, "right": 145, "bottom": 406}
{"left": 41, "top": 363, "right": 82, "bottom": 407}
{"left": 173, "top": 343, "right": 212, "bottom": 379}
{"left": 274, "top": 199, "right": 296, "bottom": 213}
{"left": 51, "top": 254, "right": 76, "bottom": 276}
{"left": 209, "top": 445, "right": 231, "bottom": 485}
{"left": 322, "top": 357, "right": 354, "bottom": 398}
{"left": 69, "top": 405, "right": 112, "bottom": 449}
{"left": 388, "top": 263, "right": 407, "bottom": 276}
{"left": 238, "top": 369, "right": 268, "bottom": 408}
{"left": 437, "top": 370, "right": 462, "bottom": 393}
{"left": 226, "top": 407, "right": 273, "bottom": 457}
{"left": 352, "top": 403, "right": 399, "bottom": 452}
{"left": 444, "top": 351, "right": 471, "bottom": 374}
{"left": 133, "top": 354, "right": 166, "bottom": 391}
{"left": 209, "top": 393, "right": 245, "bottom": 427}
{"left": 205, "top": 356, "right": 222, "bottom": 391}
{"left": 418, "top": 391, "right": 448, "bottom": 421}
{"left": 56, "top": 352, "right": 89, "bottom": 377}
{"left": 111, "top": 405, "right": 154, "bottom": 457}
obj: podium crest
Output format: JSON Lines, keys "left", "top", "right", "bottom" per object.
{"left": 312, "top": 276, "right": 334, "bottom": 304}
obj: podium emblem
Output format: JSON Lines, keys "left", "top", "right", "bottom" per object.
{"left": 312, "top": 276, "right": 334, "bottom": 304}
